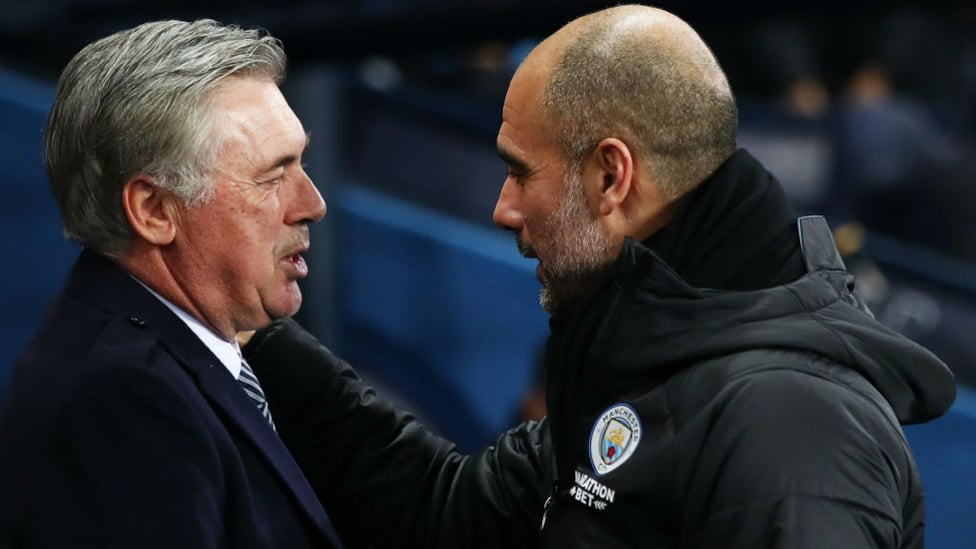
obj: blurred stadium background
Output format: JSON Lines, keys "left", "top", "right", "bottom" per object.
{"left": 1, "top": 1, "right": 974, "bottom": 546}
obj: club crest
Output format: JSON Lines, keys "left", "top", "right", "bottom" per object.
{"left": 589, "top": 403, "right": 642, "bottom": 476}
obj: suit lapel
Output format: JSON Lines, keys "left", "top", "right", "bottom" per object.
{"left": 185, "top": 355, "right": 343, "bottom": 547}
{"left": 65, "top": 251, "right": 343, "bottom": 547}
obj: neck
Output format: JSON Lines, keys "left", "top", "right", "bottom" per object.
{"left": 630, "top": 198, "right": 677, "bottom": 244}
{"left": 118, "top": 245, "right": 234, "bottom": 341}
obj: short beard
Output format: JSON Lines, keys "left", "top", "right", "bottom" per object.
{"left": 520, "top": 169, "right": 616, "bottom": 317}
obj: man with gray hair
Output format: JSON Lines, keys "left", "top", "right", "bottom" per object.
{"left": 0, "top": 20, "right": 342, "bottom": 548}
{"left": 243, "top": 5, "right": 956, "bottom": 548}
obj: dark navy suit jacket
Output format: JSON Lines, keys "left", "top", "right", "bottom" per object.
{"left": 0, "top": 250, "right": 342, "bottom": 548}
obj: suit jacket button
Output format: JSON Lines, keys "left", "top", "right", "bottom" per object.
{"left": 128, "top": 316, "right": 146, "bottom": 327}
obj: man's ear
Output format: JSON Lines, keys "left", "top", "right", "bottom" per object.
{"left": 122, "top": 176, "right": 178, "bottom": 246}
{"left": 593, "top": 137, "right": 634, "bottom": 216}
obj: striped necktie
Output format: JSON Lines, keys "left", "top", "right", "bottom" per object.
{"left": 238, "top": 358, "right": 276, "bottom": 430}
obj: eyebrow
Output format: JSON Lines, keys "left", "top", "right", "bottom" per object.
{"left": 268, "top": 132, "right": 312, "bottom": 171}
{"left": 497, "top": 147, "right": 528, "bottom": 173}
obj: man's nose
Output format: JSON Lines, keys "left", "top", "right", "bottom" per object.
{"left": 492, "top": 178, "right": 522, "bottom": 231}
{"left": 289, "top": 170, "right": 327, "bottom": 225}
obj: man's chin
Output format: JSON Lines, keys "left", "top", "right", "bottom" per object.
{"left": 263, "top": 287, "right": 303, "bottom": 322}
{"left": 539, "top": 279, "right": 583, "bottom": 318}
{"left": 538, "top": 266, "right": 613, "bottom": 318}
{"left": 539, "top": 286, "right": 556, "bottom": 316}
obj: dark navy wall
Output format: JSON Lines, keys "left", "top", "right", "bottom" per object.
{"left": 331, "top": 184, "right": 548, "bottom": 450}
{"left": 904, "top": 389, "right": 976, "bottom": 548}
{"left": 0, "top": 68, "right": 77, "bottom": 388}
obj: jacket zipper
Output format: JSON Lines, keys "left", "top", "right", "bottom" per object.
{"left": 542, "top": 288, "right": 626, "bottom": 533}
{"left": 539, "top": 480, "right": 558, "bottom": 531}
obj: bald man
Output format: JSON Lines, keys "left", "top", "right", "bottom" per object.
{"left": 245, "top": 5, "right": 955, "bottom": 548}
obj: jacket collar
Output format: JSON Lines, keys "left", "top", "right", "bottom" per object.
{"left": 643, "top": 148, "right": 806, "bottom": 292}
{"left": 611, "top": 214, "right": 847, "bottom": 300}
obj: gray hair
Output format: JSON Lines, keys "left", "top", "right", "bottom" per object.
{"left": 542, "top": 8, "right": 737, "bottom": 199}
{"left": 45, "top": 19, "right": 287, "bottom": 256}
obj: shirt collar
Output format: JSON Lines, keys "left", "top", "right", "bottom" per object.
{"left": 133, "top": 277, "right": 242, "bottom": 380}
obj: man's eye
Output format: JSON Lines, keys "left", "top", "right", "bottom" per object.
{"left": 508, "top": 169, "right": 528, "bottom": 185}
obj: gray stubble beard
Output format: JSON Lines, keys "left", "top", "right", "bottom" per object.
{"left": 522, "top": 170, "right": 616, "bottom": 317}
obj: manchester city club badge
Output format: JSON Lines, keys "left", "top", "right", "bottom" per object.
{"left": 589, "top": 403, "right": 642, "bottom": 476}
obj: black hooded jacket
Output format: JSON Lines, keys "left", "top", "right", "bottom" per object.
{"left": 246, "top": 150, "right": 955, "bottom": 548}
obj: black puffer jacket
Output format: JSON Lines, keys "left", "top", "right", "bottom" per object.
{"left": 536, "top": 216, "right": 954, "bottom": 548}
{"left": 247, "top": 153, "right": 955, "bottom": 548}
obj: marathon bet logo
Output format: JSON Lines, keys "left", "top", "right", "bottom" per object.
{"left": 588, "top": 403, "right": 642, "bottom": 476}
{"left": 570, "top": 470, "right": 616, "bottom": 511}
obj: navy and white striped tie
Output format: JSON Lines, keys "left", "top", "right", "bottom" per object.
{"left": 238, "top": 358, "right": 276, "bottom": 430}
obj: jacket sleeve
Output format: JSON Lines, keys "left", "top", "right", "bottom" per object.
{"left": 679, "top": 368, "right": 914, "bottom": 548}
{"left": 244, "top": 318, "right": 552, "bottom": 549}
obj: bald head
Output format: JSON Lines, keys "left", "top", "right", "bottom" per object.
{"left": 520, "top": 4, "right": 737, "bottom": 199}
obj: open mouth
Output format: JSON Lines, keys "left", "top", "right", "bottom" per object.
{"left": 284, "top": 252, "right": 308, "bottom": 277}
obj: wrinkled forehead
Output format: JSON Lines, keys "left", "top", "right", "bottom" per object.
{"left": 509, "top": 35, "right": 561, "bottom": 100}
{"left": 504, "top": 67, "right": 543, "bottom": 118}
{"left": 498, "top": 70, "right": 554, "bottom": 162}
{"left": 206, "top": 78, "right": 308, "bottom": 170}
{"left": 502, "top": 51, "right": 559, "bottom": 136}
